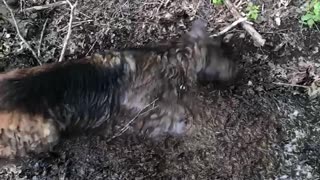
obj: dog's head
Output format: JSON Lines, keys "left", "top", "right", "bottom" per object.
{"left": 182, "top": 19, "right": 238, "bottom": 83}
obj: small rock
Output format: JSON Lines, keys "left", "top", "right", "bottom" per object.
{"left": 312, "top": 47, "right": 319, "bottom": 54}
{"left": 275, "top": 12, "right": 281, "bottom": 26}
{"left": 279, "top": 175, "right": 288, "bottom": 179}
{"left": 163, "top": 12, "right": 173, "bottom": 20}
{"left": 239, "top": 33, "right": 245, "bottom": 38}
{"left": 275, "top": 17, "right": 281, "bottom": 26}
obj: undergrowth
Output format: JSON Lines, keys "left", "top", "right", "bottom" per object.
{"left": 245, "top": 2, "right": 260, "bottom": 21}
{"left": 211, "top": 0, "right": 224, "bottom": 6}
{"left": 301, "top": 0, "right": 320, "bottom": 28}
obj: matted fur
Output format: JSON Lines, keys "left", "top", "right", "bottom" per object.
{"left": 0, "top": 19, "right": 237, "bottom": 159}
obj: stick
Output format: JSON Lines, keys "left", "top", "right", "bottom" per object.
{"left": 211, "top": 17, "right": 248, "bottom": 37}
{"left": 273, "top": 82, "right": 309, "bottom": 89}
{"left": 24, "top": 1, "right": 67, "bottom": 12}
{"left": 2, "top": 0, "right": 42, "bottom": 65}
{"left": 85, "top": 38, "right": 98, "bottom": 56}
{"left": 38, "top": 18, "right": 48, "bottom": 57}
{"left": 224, "top": 0, "right": 266, "bottom": 47}
{"left": 58, "top": 0, "right": 77, "bottom": 62}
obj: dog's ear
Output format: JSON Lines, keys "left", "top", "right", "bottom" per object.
{"left": 186, "top": 19, "right": 208, "bottom": 40}
{"left": 186, "top": 19, "right": 224, "bottom": 48}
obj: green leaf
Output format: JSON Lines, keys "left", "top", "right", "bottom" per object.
{"left": 252, "top": 13, "right": 258, "bottom": 20}
{"left": 313, "top": 15, "right": 320, "bottom": 21}
{"left": 307, "top": 19, "right": 315, "bottom": 28}
{"left": 314, "top": 2, "right": 320, "bottom": 15}
{"left": 211, "top": 0, "right": 224, "bottom": 5}
{"left": 245, "top": 3, "right": 260, "bottom": 21}
{"left": 302, "top": 14, "right": 314, "bottom": 21}
{"left": 314, "top": 2, "right": 320, "bottom": 9}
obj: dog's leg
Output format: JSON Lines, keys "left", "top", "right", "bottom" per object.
{"left": 134, "top": 96, "right": 194, "bottom": 139}
{"left": 0, "top": 111, "right": 59, "bottom": 159}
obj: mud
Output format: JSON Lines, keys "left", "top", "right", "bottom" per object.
{"left": 0, "top": 0, "right": 320, "bottom": 179}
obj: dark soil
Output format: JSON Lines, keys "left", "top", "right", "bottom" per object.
{"left": 1, "top": 0, "right": 320, "bottom": 179}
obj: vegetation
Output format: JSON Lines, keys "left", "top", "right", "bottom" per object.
{"left": 245, "top": 2, "right": 260, "bottom": 21}
{"left": 301, "top": 0, "right": 320, "bottom": 28}
{"left": 211, "top": 0, "right": 224, "bottom": 6}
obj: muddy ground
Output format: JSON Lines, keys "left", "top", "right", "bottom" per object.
{"left": 0, "top": 0, "right": 320, "bottom": 179}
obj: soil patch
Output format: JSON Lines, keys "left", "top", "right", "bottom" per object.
{"left": 1, "top": 0, "right": 320, "bottom": 179}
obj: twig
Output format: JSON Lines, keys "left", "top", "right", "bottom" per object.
{"left": 58, "top": 0, "right": 78, "bottom": 62}
{"left": 2, "top": 0, "right": 42, "bottom": 65}
{"left": 85, "top": 39, "right": 98, "bottom": 56}
{"left": 85, "top": 30, "right": 103, "bottom": 56}
{"left": 106, "top": 98, "right": 159, "bottom": 142}
{"left": 38, "top": 18, "right": 48, "bottom": 57}
{"left": 224, "top": 0, "right": 266, "bottom": 47}
{"left": 273, "top": 82, "right": 309, "bottom": 89}
{"left": 156, "top": 0, "right": 165, "bottom": 14}
{"left": 212, "top": 17, "right": 248, "bottom": 37}
{"left": 57, "top": 20, "right": 94, "bottom": 32}
{"left": 23, "top": 1, "right": 67, "bottom": 12}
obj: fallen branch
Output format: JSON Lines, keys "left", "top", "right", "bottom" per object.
{"left": 212, "top": 17, "right": 248, "bottom": 37}
{"left": 58, "top": 0, "right": 78, "bottom": 62}
{"left": 2, "top": 0, "right": 42, "bottom": 65}
{"left": 273, "top": 82, "right": 309, "bottom": 89}
{"left": 224, "top": 0, "right": 266, "bottom": 47}
{"left": 24, "top": 1, "right": 67, "bottom": 12}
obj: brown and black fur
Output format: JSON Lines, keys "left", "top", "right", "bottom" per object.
{"left": 0, "top": 19, "right": 237, "bottom": 159}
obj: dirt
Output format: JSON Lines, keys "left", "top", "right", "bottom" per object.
{"left": 1, "top": 0, "right": 320, "bottom": 179}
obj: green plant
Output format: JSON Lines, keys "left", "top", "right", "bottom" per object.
{"left": 245, "top": 2, "right": 260, "bottom": 21}
{"left": 211, "top": 0, "right": 224, "bottom": 6}
{"left": 301, "top": 0, "right": 320, "bottom": 28}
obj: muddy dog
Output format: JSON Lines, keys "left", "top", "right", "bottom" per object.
{"left": 0, "top": 19, "right": 237, "bottom": 158}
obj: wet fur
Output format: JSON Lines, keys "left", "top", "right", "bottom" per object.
{"left": 0, "top": 19, "right": 237, "bottom": 158}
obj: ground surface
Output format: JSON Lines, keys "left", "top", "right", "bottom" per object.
{"left": 1, "top": 0, "right": 320, "bottom": 179}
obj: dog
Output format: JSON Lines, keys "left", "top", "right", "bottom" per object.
{"left": 0, "top": 19, "right": 237, "bottom": 158}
